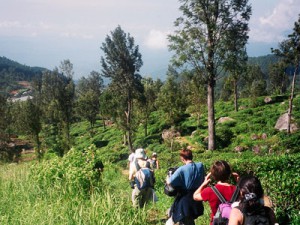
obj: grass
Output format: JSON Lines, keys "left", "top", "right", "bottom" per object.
{"left": 0, "top": 161, "right": 212, "bottom": 225}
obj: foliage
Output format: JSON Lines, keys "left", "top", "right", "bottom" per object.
{"left": 30, "top": 145, "right": 103, "bottom": 195}
{"left": 169, "top": 0, "right": 251, "bottom": 150}
{"left": 101, "top": 25, "right": 144, "bottom": 151}
{"left": 76, "top": 71, "right": 103, "bottom": 128}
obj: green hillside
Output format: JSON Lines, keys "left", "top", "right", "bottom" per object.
{"left": 1, "top": 92, "right": 299, "bottom": 224}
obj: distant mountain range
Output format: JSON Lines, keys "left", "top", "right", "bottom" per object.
{"left": 0, "top": 54, "right": 282, "bottom": 97}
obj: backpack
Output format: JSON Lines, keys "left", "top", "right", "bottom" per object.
{"left": 211, "top": 186, "right": 240, "bottom": 225}
{"left": 134, "top": 160, "right": 154, "bottom": 190}
{"left": 240, "top": 206, "right": 270, "bottom": 225}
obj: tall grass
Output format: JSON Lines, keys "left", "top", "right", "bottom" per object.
{"left": 0, "top": 161, "right": 212, "bottom": 225}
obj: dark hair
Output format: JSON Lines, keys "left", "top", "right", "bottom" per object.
{"left": 238, "top": 175, "right": 264, "bottom": 213}
{"left": 180, "top": 149, "right": 193, "bottom": 160}
{"left": 210, "top": 160, "right": 231, "bottom": 182}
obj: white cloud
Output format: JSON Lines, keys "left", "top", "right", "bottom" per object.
{"left": 144, "top": 29, "right": 170, "bottom": 50}
{"left": 249, "top": 0, "right": 300, "bottom": 43}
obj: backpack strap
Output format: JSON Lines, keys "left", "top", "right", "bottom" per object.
{"left": 211, "top": 186, "right": 239, "bottom": 203}
{"left": 134, "top": 159, "right": 141, "bottom": 171}
{"left": 211, "top": 186, "right": 227, "bottom": 203}
{"left": 230, "top": 186, "right": 240, "bottom": 203}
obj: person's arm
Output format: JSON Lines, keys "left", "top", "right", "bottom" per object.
{"left": 228, "top": 208, "right": 243, "bottom": 225}
{"left": 128, "top": 160, "right": 137, "bottom": 180}
{"left": 193, "top": 172, "right": 211, "bottom": 201}
{"left": 156, "top": 159, "right": 159, "bottom": 169}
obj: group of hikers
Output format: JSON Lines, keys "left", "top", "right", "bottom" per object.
{"left": 128, "top": 147, "right": 277, "bottom": 225}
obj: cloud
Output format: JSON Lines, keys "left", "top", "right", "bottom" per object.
{"left": 249, "top": 0, "right": 300, "bottom": 43}
{"left": 144, "top": 29, "right": 170, "bottom": 50}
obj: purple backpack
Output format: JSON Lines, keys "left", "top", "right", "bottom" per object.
{"left": 211, "top": 186, "right": 239, "bottom": 225}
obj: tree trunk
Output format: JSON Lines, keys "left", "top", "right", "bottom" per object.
{"left": 126, "top": 99, "right": 133, "bottom": 152}
{"left": 287, "top": 65, "right": 298, "bottom": 134}
{"left": 234, "top": 78, "right": 238, "bottom": 112}
{"left": 35, "top": 132, "right": 42, "bottom": 160}
{"left": 207, "top": 81, "right": 215, "bottom": 150}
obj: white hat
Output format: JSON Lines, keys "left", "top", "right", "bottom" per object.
{"left": 135, "top": 148, "right": 147, "bottom": 159}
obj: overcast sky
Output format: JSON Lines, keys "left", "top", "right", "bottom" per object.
{"left": 0, "top": 0, "right": 299, "bottom": 79}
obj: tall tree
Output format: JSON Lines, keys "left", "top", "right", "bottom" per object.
{"left": 272, "top": 15, "right": 300, "bottom": 134}
{"left": 169, "top": 0, "right": 251, "bottom": 150}
{"left": 100, "top": 26, "right": 144, "bottom": 151}
{"left": 76, "top": 71, "right": 103, "bottom": 129}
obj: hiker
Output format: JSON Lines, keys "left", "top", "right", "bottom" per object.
{"left": 193, "top": 160, "right": 239, "bottom": 225}
{"left": 228, "top": 175, "right": 277, "bottom": 225}
{"left": 148, "top": 152, "right": 160, "bottom": 170}
{"left": 165, "top": 148, "right": 205, "bottom": 225}
{"left": 128, "top": 148, "right": 156, "bottom": 207}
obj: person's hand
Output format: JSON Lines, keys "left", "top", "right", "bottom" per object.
{"left": 130, "top": 181, "right": 135, "bottom": 189}
{"left": 232, "top": 172, "right": 239, "bottom": 182}
{"left": 203, "top": 172, "right": 211, "bottom": 186}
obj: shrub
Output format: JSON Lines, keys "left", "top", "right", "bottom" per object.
{"left": 30, "top": 145, "right": 103, "bottom": 195}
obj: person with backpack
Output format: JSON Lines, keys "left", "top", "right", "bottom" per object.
{"left": 165, "top": 148, "right": 205, "bottom": 225}
{"left": 193, "top": 160, "right": 240, "bottom": 225}
{"left": 228, "top": 175, "right": 277, "bottom": 225}
{"left": 148, "top": 152, "right": 160, "bottom": 170}
{"left": 128, "top": 148, "right": 156, "bottom": 207}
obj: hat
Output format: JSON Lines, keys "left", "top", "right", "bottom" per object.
{"left": 135, "top": 148, "right": 147, "bottom": 159}
{"left": 152, "top": 152, "right": 157, "bottom": 156}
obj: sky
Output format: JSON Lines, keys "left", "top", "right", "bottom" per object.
{"left": 0, "top": 0, "right": 299, "bottom": 80}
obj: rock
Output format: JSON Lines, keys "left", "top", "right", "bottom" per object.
{"left": 234, "top": 146, "right": 244, "bottom": 152}
{"left": 275, "top": 113, "right": 299, "bottom": 133}
{"left": 162, "top": 129, "right": 181, "bottom": 140}
{"left": 218, "top": 117, "right": 234, "bottom": 123}
{"left": 264, "top": 96, "right": 272, "bottom": 103}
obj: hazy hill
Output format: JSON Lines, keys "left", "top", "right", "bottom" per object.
{"left": 248, "top": 54, "right": 279, "bottom": 74}
{"left": 0, "top": 56, "right": 48, "bottom": 96}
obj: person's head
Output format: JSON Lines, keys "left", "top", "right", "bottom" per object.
{"left": 152, "top": 152, "right": 157, "bottom": 158}
{"left": 210, "top": 160, "right": 232, "bottom": 182}
{"left": 135, "top": 148, "right": 147, "bottom": 160}
{"left": 180, "top": 148, "right": 193, "bottom": 161}
{"left": 238, "top": 175, "right": 264, "bottom": 212}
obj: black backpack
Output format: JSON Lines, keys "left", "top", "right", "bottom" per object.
{"left": 238, "top": 206, "right": 270, "bottom": 225}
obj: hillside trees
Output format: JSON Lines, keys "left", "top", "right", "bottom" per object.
{"left": 223, "top": 24, "right": 249, "bottom": 111}
{"left": 139, "top": 77, "right": 162, "bottom": 136}
{"left": 76, "top": 71, "right": 103, "bottom": 129}
{"left": 100, "top": 26, "right": 144, "bottom": 151}
{"left": 169, "top": 0, "right": 251, "bottom": 150}
{"left": 40, "top": 61, "right": 75, "bottom": 156}
{"left": 156, "top": 67, "right": 187, "bottom": 126}
{"left": 268, "top": 61, "right": 289, "bottom": 95}
{"left": 240, "top": 64, "right": 267, "bottom": 98}
{"left": 0, "top": 95, "right": 9, "bottom": 159}
{"left": 272, "top": 14, "right": 300, "bottom": 134}
{"left": 15, "top": 99, "right": 42, "bottom": 159}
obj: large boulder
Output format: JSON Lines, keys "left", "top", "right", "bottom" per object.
{"left": 218, "top": 117, "right": 234, "bottom": 123}
{"left": 275, "top": 113, "right": 299, "bottom": 133}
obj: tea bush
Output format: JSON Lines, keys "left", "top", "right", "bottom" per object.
{"left": 30, "top": 145, "right": 103, "bottom": 195}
